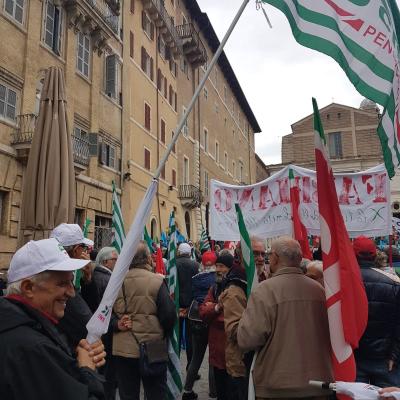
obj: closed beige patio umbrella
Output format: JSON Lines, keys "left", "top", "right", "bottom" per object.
{"left": 20, "top": 67, "right": 75, "bottom": 243}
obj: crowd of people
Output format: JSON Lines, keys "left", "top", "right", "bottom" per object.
{"left": 2, "top": 223, "right": 400, "bottom": 400}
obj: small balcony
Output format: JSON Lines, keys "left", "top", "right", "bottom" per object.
{"left": 176, "top": 23, "right": 207, "bottom": 68}
{"left": 11, "top": 114, "right": 37, "bottom": 163}
{"left": 141, "top": 0, "right": 181, "bottom": 58}
{"left": 178, "top": 185, "right": 203, "bottom": 209}
{"left": 62, "top": 0, "right": 120, "bottom": 54}
{"left": 72, "top": 135, "right": 90, "bottom": 169}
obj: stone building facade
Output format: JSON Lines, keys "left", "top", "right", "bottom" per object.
{"left": 0, "top": 0, "right": 260, "bottom": 267}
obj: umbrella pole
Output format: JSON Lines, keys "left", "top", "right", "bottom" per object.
{"left": 152, "top": 0, "right": 250, "bottom": 180}
{"left": 389, "top": 234, "right": 393, "bottom": 268}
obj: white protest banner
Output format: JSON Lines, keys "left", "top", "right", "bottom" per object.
{"left": 393, "top": 217, "right": 400, "bottom": 234}
{"left": 209, "top": 164, "right": 390, "bottom": 240}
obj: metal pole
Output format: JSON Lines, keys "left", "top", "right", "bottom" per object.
{"left": 153, "top": 0, "right": 251, "bottom": 179}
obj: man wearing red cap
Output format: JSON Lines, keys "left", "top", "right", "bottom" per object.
{"left": 353, "top": 236, "right": 400, "bottom": 387}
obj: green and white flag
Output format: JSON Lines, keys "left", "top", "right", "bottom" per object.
{"left": 235, "top": 204, "right": 257, "bottom": 298}
{"left": 166, "top": 211, "right": 183, "bottom": 399}
{"left": 262, "top": 0, "right": 400, "bottom": 178}
{"left": 199, "top": 227, "right": 210, "bottom": 252}
{"left": 143, "top": 226, "right": 155, "bottom": 253}
{"left": 112, "top": 181, "right": 126, "bottom": 254}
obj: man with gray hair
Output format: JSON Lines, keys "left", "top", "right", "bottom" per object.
{"left": 0, "top": 238, "right": 106, "bottom": 399}
{"left": 237, "top": 236, "right": 333, "bottom": 399}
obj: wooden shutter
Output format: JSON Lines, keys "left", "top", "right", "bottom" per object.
{"left": 161, "top": 119, "right": 165, "bottom": 143}
{"left": 174, "top": 92, "right": 177, "bottom": 112}
{"left": 105, "top": 54, "right": 116, "bottom": 98}
{"left": 145, "top": 103, "right": 150, "bottom": 130}
{"left": 150, "top": 22, "right": 154, "bottom": 40}
{"left": 142, "top": 10, "right": 146, "bottom": 30}
{"left": 172, "top": 169, "right": 176, "bottom": 187}
{"left": 150, "top": 57, "right": 154, "bottom": 81}
{"left": 99, "top": 142, "right": 107, "bottom": 165}
{"left": 157, "top": 69, "right": 162, "bottom": 90}
{"left": 163, "top": 77, "right": 167, "bottom": 98}
{"left": 144, "top": 148, "right": 150, "bottom": 170}
{"left": 88, "top": 132, "right": 98, "bottom": 156}
{"left": 141, "top": 47, "right": 146, "bottom": 71}
{"left": 129, "top": 31, "right": 134, "bottom": 58}
{"left": 130, "top": 0, "right": 134, "bottom": 13}
{"left": 169, "top": 85, "right": 172, "bottom": 105}
{"left": 171, "top": 131, "right": 176, "bottom": 153}
{"left": 161, "top": 165, "right": 165, "bottom": 180}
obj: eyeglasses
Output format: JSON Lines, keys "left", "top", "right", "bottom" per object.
{"left": 253, "top": 250, "right": 266, "bottom": 258}
{"left": 108, "top": 258, "right": 118, "bottom": 261}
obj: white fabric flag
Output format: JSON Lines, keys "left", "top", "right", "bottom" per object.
{"left": 86, "top": 179, "right": 158, "bottom": 343}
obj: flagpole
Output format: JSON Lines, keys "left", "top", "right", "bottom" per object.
{"left": 153, "top": 0, "right": 250, "bottom": 179}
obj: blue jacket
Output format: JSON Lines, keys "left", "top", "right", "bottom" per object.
{"left": 192, "top": 271, "right": 216, "bottom": 304}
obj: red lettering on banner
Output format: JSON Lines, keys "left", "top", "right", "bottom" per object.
{"left": 277, "top": 178, "right": 290, "bottom": 204}
{"left": 373, "top": 173, "right": 387, "bottom": 203}
{"left": 338, "top": 177, "right": 363, "bottom": 205}
{"left": 259, "top": 185, "right": 277, "bottom": 210}
{"left": 374, "top": 31, "right": 387, "bottom": 46}
{"left": 301, "top": 177, "right": 311, "bottom": 204}
{"left": 363, "top": 25, "right": 377, "bottom": 38}
{"left": 362, "top": 174, "right": 374, "bottom": 194}
{"left": 214, "top": 189, "right": 233, "bottom": 212}
{"left": 238, "top": 188, "right": 256, "bottom": 210}
{"left": 383, "top": 40, "right": 393, "bottom": 54}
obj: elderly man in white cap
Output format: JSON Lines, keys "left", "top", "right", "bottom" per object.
{"left": 50, "top": 223, "right": 96, "bottom": 350}
{"left": 0, "top": 238, "right": 107, "bottom": 399}
{"left": 176, "top": 242, "right": 200, "bottom": 371}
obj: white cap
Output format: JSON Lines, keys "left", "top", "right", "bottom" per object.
{"left": 50, "top": 223, "right": 94, "bottom": 247}
{"left": 8, "top": 238, "right": 90, "bottom": 283}
{"left": 178, "top": 243, "right": 191, "bottom": 256}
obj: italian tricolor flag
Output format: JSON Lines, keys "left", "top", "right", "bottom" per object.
{"left": 313, "top": 98, "right": 368, "bottom": 385}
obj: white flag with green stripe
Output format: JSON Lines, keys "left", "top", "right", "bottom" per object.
{"left": 166, "top": 211, "right": 183, "bottom": 399}
{"left": 262, "top": 0, "right": 400, "bottom": 178}
{"left": 235, "top": 204, "right": 257, "bottom": 298}
{"left": 112, "top": 181, "right": 126, "bottom": 253}
{"left": 199, "top": 227, "right": 210, "bottom": 252}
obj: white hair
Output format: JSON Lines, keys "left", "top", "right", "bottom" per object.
{"left": 307, "top": 261, "right": 323, "bottom": 273}
{"left": 96, "top": 247, "right": 117, "bottom": 268}
{"left": 6, "top": 271, "right": 52, "bottom": 295}
{"left": 272, "top": 236, "right": 302, "bottom": 267}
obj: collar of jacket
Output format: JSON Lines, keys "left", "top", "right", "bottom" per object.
{"left": 271, "top": 266, "right": 304, "bottom": 277}
{"left": 132, "top": 264, "right": 153, "bottom": 272}
{"left": 95, "top": 265, "right": 112, "bottom": 275}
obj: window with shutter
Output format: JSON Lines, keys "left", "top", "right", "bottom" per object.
{"left": 141, "top": 47, "right": 146, "bottom": 71}
{"left": 157, "top": 69, "right": 162, "bottom": 91}
{"left": 144, "top": 148, "right": 150, "bottom": 170}
{"left": 44, "top": 0, "right": 62, "bottom": 55}
{"left": 5, "top": 0, "right": 25, "bottom": 24}
{"left": 144, "top": 103, "right": 151, "bottom": 131}
{"left": 161, "top": 165, "right": 165, "bottom": 180}
{"left": 88, "top": 132, "right": 98, "bottom": 156}
{"left": 171, "top": 131, "right": 176, "bottom": 153}
{"left": 163, "top": 77, "right": 167, "bottom": 98}
{"left": 160, "top": 119, "right": 166, "bottom": 144}
{"left": 150, "top": 57, "right": 154, "bottom": 81}
{"left": 174, "top": 93, "right": 177, "bottom": 112}
{"left": 130, "top": 0, "right": 134, "bottom": 13}
{"left": 99, "top": 142, "right": 107, "bottom": 165}
{"left": 77, "top": 32, "right": 90, "bottom": 77}
{"left": 105, "top": 54, "right": 117, "bottom": 98}
{"left": 172, "top": 169, "right": 176, "bottom": 187}
{"left": 108, "top": 145, "right": 115, "bottom": 168}
{"left": 0, "top": 83, "right": 17, "bottom": 122}
{"left": 169, "top": 85, "right": 172, "bottom": 105}
{"left": 129, "top": 32, "right": 134, "bottom": 58}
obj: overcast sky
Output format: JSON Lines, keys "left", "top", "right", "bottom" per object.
{"left": 196, "top": 0, "right": 374, "bottom": 165}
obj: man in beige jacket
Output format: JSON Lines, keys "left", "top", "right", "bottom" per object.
{"left": 237, "top": 236, "right": 333, "bottom": 400}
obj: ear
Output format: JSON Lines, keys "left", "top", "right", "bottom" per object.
{"left": 20, "top": 279, "right": 35, "bottom": 299}
{"left": 71, "top": 245, "right": 81, "bottom": 258}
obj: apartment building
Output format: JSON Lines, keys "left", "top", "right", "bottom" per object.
{"left": 173, "top": 1, "right": 261, "bottom": 239}
{"left": 0, "top": 0, "right": 261, "bottom": 266}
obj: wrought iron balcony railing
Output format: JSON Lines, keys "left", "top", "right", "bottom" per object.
{"left": 178, "top": 185, "right": 203, "bottom": 208}
{"left": 11, "top": 114, "right": 37, "bottom": 145}
{"left": 142, "top": 0, "right": 180, "bottom": 54}
{"left": 86, "top": 0, "right": 119, "bottom": 34}
{"left": 176, "top": 23, "right": 207, "bottom": 67}
{"left": 72, "top": 135, "right": 90, "bottom": 166}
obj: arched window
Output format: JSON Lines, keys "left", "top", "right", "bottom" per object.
{"left": 150, "top": 218, "right": 157, "bottom": 240}
{"left": 185, "top": 211, "right": 191, "bottom": 239}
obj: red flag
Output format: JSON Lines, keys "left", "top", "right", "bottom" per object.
{"left": 155, "top": 246, "right": 166, "bottom": 275}
{"left": 289, "top": 168, "right": 313, "bottom": 259}
{"left": 313, "top": 98, "right": 368, "bottom": 383}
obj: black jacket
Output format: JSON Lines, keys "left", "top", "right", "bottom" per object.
{"left": 176, "top": 255, "right": 199, "bottom": 308}
{"left": 58, "top": 291, "right": 93, "bottom": 350}
{"left": 81, "top": 267, "right": 112, "bottom": 314}
{"left": 355, "top": 260, "right": 400, "bottom": 363}
{"left": 0, "top": 297, "right": 104, "bottom": 400}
